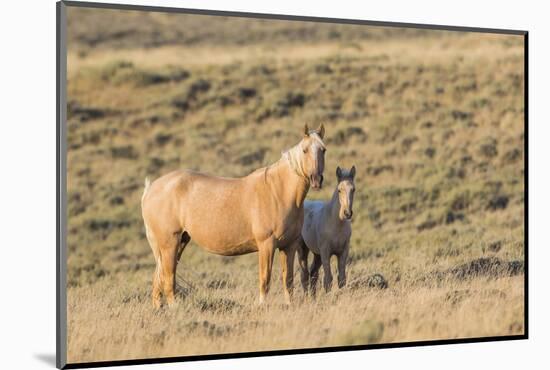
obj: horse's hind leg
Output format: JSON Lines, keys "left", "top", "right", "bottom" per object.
{"left": 296, "top": 239, "right": 310, "bottom": 294}
{"left": 158, "top": 233, "right": 180, "bottom": 307}
{"left": 152, "top": 264, "right": 162, "bottom": 309}
{"left": 145, "top": 224, "right": 163, "bottom": 309}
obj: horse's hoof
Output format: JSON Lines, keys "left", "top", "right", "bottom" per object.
{"left": 258, "top": 295, "right": 269, "bottom": 306}
{"left": 165, "top": 296, "right": 178, "bottom": 308}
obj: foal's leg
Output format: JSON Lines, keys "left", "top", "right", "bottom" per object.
{"left": 279, "top": 242, "right": 297, "bottom": 305}
{"left": 337, "top": 245, "right": 349, "bottom": 289}
{"left": 258, "top": 238, "right": 276, "bottom": 304}
{"left": 296, "top": 240, "right": 310, "bottom": 294}
{"left": 309, "top": 254, "right": 322, "bottom": 296}
{"left": 320, "top": 247, "right": 333, "bottom": 293}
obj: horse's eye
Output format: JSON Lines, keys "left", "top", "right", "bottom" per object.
{"left": 303, "top": 148, "right": 308, "bottom": 154}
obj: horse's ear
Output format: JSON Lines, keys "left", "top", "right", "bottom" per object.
{"left": 336, "top": 166, "right": 342, "bottom": 180}
{"left": 304, "top": 123, "right": 310, "bottom": 137}
{"left": 350, "top": 165, "right": 356, "bottom": 178}
{"left": 318, "top": 123, "right": 325, "bottom": 139}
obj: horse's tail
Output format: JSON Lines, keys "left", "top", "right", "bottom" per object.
{"left": 142, "top": 176, "right": 161, "bottom": 282}
{"left": 141, "top": 177, "right": 151, "bottom": 206}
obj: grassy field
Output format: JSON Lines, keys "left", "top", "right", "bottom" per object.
{"left": 65, "top": 7, "right": 525, "bottom": 364}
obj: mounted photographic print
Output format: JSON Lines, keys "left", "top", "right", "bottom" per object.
{"left": 56, "top": 1, "right": 527, "bottom": 368}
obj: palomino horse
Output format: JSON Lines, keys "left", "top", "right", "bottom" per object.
{"left": 298, "top": 165, "right": 356, "bottom": 294}
{"left": 141, "top": 124, "right": 326, "bottom": 308}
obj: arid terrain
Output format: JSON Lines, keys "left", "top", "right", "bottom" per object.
{"left": 65, "top": 7, "right": 525, "bottom": 364}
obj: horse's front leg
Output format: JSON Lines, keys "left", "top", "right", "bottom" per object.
{"left": 280, "top": 241, "right": 297, "bottom": 305}
{"left": 337, "top": 244, "right": 349, "bottom": 289}
{"left": 258, "top": 237, "right": 276, "bottom": 304}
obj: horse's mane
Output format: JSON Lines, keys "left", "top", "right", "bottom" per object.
{"left": 281, "top": 132, "right": 325, "bottom": 178}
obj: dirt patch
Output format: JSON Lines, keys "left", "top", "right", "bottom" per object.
{"left": 196, "top": 298, "right": 242, "bottom": 313}
{"left": 206, "top": 279, "right": 236, "bottom": 290}
{"left": 487, "top": 195, "right": 509, "bottom": 211}
{"left": 349, "top": 273, "right": 388, "bottom": 290}
{"left": 329, "top": 126, "right": 367, "bottom": 145}
{"left": 488, "top": 240, "right": 503, "bottom": 252}
{"left": 238, "top": 87, "right": 257, "bottom": 99}
{"left": 451, "top": 110, "right": 473, "bottom": 121}
{"left": 188, "top": 79, "right": 211, "bottom": 98}
{"left": 68, "top": 100, "right": 115, "bottom": 122}
{"left": 502, "top": 148, "right": 522, "bottom": 164}
{"left": 183, "top": 320, "right": 234, "bottom": 337}
{"left": 437, "top": 257, "right": 524, "bottom": 281}
{"left": 417, "top": 218, "right": 438, "bottom": 231}
{"left": 444, "top": 289, "right": 471, "bottom": 306}
{"left": 367, "top": 164, "right": 394, "bottom": 177}
{"left": 257, "top": 92, "right": 306, "bottom": 120}
{"left": 87, "top": 218, "right": 131, "bottom": 232}
{"left": 444, "top": 288, "right": 507, "bottom": 306}
{"left": 110, "top": 145, "right": 139, "bottom": 159}
{"left": 479, "top": 138, "right": 498, "bottom": 158}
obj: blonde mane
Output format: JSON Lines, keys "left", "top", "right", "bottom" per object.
{"left": 282, "top": 133, "right": 325, "bottom": 178}
{"left": 283, "top": 145, "right": 307, "bottom": 178}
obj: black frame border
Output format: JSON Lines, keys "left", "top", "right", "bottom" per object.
{"left": 56, "top": 1, "right": 528, "bottom": 369}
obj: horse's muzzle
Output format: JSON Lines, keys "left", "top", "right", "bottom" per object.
{"left": 310, "top": 174, "right": 323, "bottom": 189}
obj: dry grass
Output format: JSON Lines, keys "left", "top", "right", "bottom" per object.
{"left": 68, "top": 273, "right": 523, "bottom": 362}
{"left": 65, "top": 7, "right": 525, "bottom": 364}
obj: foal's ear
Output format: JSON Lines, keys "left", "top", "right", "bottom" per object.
{"left": 350, "top": 165, "right": 356, "bottom": 178}
{"left": 336, "top": 166, "right": 342, "bottom": 180}
{"left": 303, "top": 123, "right": 310, "bottom": 137}
{"left": 318, "top": 123, "right": 325, "bottom": 139}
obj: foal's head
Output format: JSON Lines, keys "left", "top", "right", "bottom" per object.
{"left": 336, "top": 166, "right": 356, "bottom": 220}
{"left": 298, "top": 123, "right": 326, "bottom": 189}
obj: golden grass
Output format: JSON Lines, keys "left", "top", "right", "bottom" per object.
{"left": 67, "top": 268, "right": 524, "bottom": 362}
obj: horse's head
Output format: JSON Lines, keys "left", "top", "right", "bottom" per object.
{"left": 336, "top": 165, "right": 356, "bottom": 220}
{"left": 299, "top": 123, "right": 326, "bottom": 189}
